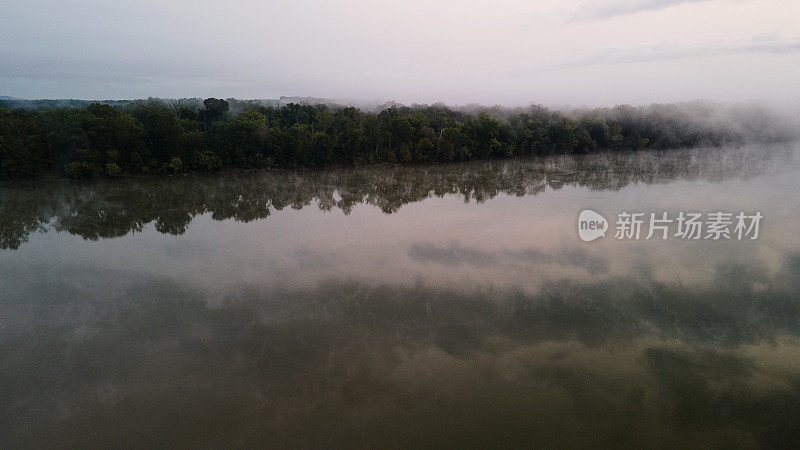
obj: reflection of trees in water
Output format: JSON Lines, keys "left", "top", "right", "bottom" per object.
{"left": 2, "top": 254, "right": 800, "bottom": 447}
{"left": 0, "top": 144, "right": 794, "bottom": 249}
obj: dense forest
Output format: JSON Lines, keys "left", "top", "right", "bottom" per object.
{"left": 0, "top": 97, "right": 793, "bottom": 179}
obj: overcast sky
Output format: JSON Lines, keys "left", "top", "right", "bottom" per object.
{"left": 2, "top": 0, "right": 799, "bottom": 107}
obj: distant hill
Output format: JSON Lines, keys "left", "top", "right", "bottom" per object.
{"left": 0, "top": 98, "right": 134, "bottom": 109}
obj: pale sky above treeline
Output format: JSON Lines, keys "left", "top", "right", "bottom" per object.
{"left": 2, "top": 0, "right": 799, "bottom": 107}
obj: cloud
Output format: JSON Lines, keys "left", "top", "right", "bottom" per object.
{"left": 407, "top": 242, "right": 608, "bottom": 274}
{"left": 572, "top": 0, "right": 712, "bottom": 21}
{"left": 751, "top": 30, "right": 781, "bottom": 42}
{"left": 408, "top": 242, "right": 496, "bottom": 267}
{"left": 548, "top": 35, "right": 800, "bottom": 69}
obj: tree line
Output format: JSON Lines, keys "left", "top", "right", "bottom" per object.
{"left": 0, "top": 97, "right": 787, "bottom": 179}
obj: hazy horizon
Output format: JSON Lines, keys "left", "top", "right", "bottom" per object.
{"left": 2, "top": 0, "right": 799, "bottom": 108}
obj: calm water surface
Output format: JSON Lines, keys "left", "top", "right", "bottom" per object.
{"left": 2, "top": 143, "right": 800, "bottom": 447}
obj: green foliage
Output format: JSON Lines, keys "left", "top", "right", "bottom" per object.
{"left": 65, "top": 161, "right": 92, "bottom": 179}
{"left": 0, "top": 99, "right": 745, "bottom": 180}
{"left": 165, "top": 157, "right": 183, "bottom": 173}
{"left": 199, "top": 98, "right": 229, "bottom": 130}
{"left": 196, "top": 151, "right": 222, "bottom": 171}
{"left": 105, "top": 162, "right": 122, "bottom": 177}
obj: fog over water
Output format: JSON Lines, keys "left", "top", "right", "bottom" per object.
{"left": 2, "top": 142, "right": 800, "bottom": 446}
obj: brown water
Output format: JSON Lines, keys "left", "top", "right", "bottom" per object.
{"left": 2, "top": 143, "right": 800, "bottom": 448}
